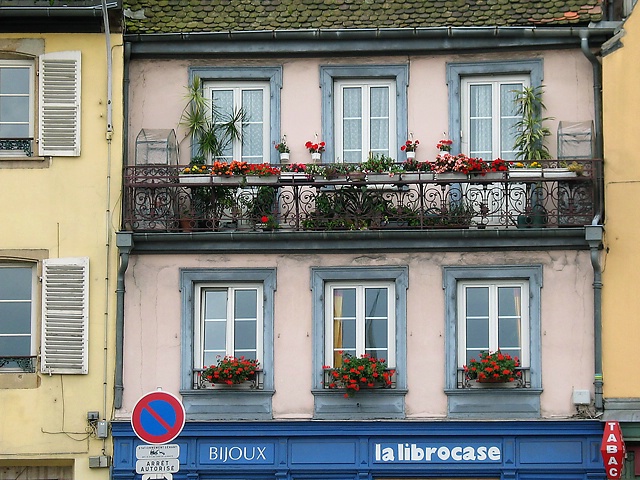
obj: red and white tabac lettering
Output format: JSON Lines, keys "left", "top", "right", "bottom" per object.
{"left": 600, "top": 421, "right": 626, "bottom": 480}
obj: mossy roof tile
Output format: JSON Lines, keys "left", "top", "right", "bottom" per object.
{"left": 123, "top": 0, "right": 604, "bottom": 33}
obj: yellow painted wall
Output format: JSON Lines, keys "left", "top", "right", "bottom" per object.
{"left": 602, "top": 8, "right": 640, "bottom": 398}
{"left": 0, "top": 33, "right": 123, "bottom": 480}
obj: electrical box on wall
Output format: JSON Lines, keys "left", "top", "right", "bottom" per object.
{"left": 88, "top": 456, "right": 111, "bottom": 468}
{"left": 573, "top": 389, "right": 591, "bottom": 405}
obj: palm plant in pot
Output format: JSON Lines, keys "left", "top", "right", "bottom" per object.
{"left": 512, "top": 85, "right": 553, "bottom": 163}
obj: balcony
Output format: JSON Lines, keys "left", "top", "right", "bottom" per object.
{"left": 122, "top": 160, "right": 600, "bottom": 234}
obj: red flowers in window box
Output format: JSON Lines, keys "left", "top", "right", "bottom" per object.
{"left": 463, "top": 350, "right": 520, "bottom": 383}
{"left": 323, "top": 352, "right": 394, "bottom": 398}
{"left": 202, "top": 356, "right": 260, "bottom": 385}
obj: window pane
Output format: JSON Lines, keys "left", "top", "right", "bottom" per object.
{"left": 469, "top": 84, "right": 492, "bottom": 158}
{"left": 466, "top": 318, "right": 489, "bottom": 349}
{"left": 334, "top": 288, "right": 356, "bottom": 317}
{"left": 0, "top": 303, "right": 31, "bottom": 334}
{"left": 0, "top": 267, "right": 31, "bottom": 300}
{"left": 343, "top": 88, "right": 362, "bottom": 162}
{"left": 204, "top": 290, "right": 227, "bottom": 319}
{"left": 498, "top": 317, "right": 521, "bottom": 348}
{"left": 333, "top": 288, "right": 356, "bottom": 358}
{"left": 234, "top": 319, "right": 257, "bottom": 350}
{"left": 498, "top": 286, "right": 521, "bottom": 316}
{"left": 0, "top": 96, "right": 29, "bottom": 124}
{"left": 365, "top": 288, "right": 387, "bottom": 318}
{"left": 343, "top": 87, "right": 362, "bottom": 117}
{"left": 500, "top": 84, "right": 522, "bottom": 160}
{"left": 365, "top": 318, "right": 388, "bottom": 350}
{"left": 0, "top": 124, "right": 29, "bottom": 138}
{"left": 370, "top": 86, "right": 389, "bottom": 154}
{"left": 465, "top": 287, "right": 488, "bottom": 317}
{"left": 234, "top": 289, "right": 257, "bottom": 319}
{"left": 203, "top": 320, "right": 226, "bottom": 352}
{"left": 212, "top": 89, "right": 234, "bottom": 160}
{"left": 0, "top": 67, "right": 30, "bottom": 95}
{"left": 0, "top": 336, "right": 30, "bottom": 356}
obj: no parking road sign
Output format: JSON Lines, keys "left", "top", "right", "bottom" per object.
{"left": 132, "top": 391, "right": 185, "bottom": 444}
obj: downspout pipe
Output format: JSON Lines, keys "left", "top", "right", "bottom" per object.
{"left": 580, "top": 29, "right": 605, "bottom": 412}
{"left": 114, "top": 42, "right": 132, "bottom": 411}
{"left": 115, "top": 232, "right": 133, "bottom": 409}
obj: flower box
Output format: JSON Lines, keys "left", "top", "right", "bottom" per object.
{"left": 179, "top": 174, "right": 212, "bottom": 185}
{"left": 508, "top": 168, "right": 543, "bottom": 180}
{"left": 245, "top": 176, "right": 278, "bottom": 185}
{"left": 543, "top": 168, "right": 577, "bottom": 179}
{"left": 402, "top": 172, "right": 435, "bottom": 182}
{"left": 367, "top": 173, "right": 401, "bottom": 183}
{"left": 279, "top": 172, "right": 310, "bottom": 182}
{"left": 437, "top": 172, "right": 467, "bottom": 181}
{"left": 212, "top": 175, "right": 242, "bottom": 185}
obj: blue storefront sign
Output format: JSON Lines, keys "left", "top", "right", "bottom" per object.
{"left": 111, "top": 420, "right": 606, "bottom": 480}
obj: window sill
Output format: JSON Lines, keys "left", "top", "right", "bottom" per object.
{"left": 312, "top": 388, "right": 407, "bottom": 419}
{"left": 0, "top": 155, "right": 50, "bottom": 168}
{"left": 0, "top": 372, "right": 38, "bottom": 389}
{"left": 446, "top": 387, "right": 542, "bottom": 418}
{"left": 180, "top": 388, "right": 274, "bottom": 420}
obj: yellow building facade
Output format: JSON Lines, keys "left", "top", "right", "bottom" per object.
{"left": 602, "top": 0, "right": 640, "bottom": 472}
{"left": 0, "top": 8, "right": 123, "bottom": 480}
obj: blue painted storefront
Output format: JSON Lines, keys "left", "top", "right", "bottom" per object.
{"left": 112, "top": 420, "right": 606, "bottom": 480}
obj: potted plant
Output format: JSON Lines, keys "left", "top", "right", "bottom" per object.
{"left": 512, "top": 85, "right": 553, "bottom": 163}
{"left": 305, "top": 138, "right": 326, "bottom": 162}
{"left": 274, "top": 136, "right": 290, "bottom": 162}
{"left": 244, "top": 163, "right": 281, "bottom": 184}
{"left": 202, "top": 355, "right": 260, "bottom": 385}
{"left": 400, "top": 135, "right": 419, "bottom": 160}
{"left": 463, "top": 350, "right": 521, "bottom": 383}
{"left": 436, "top": 138, "right": 453, "bottom": 152}
{"left": 508, "top": 160, "right": 543, "bottom": 179}
{"left": 280, "top": 163, "right": 309, "bottom": 181}
{"left": 433, "top": 152, "right": 470, "bottom": 180}
{"left": 179, "top": 76, "right": 245, "bottom": 164}
{"left": 323, "top": 352, "right": 395, "bottom": 398}
{"left": 362, "top": 153, "right": 402, "bottom": 182}
{"left": 402, "top": 158, "right": 434, "bottom": 182}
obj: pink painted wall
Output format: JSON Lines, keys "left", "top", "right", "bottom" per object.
{"left": 118, "top": 250, "right": 594, "bottom": 419}
{"left": 127, "top": 50, "right": 595, "bottom": 166}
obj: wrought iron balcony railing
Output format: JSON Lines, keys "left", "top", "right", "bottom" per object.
{"left": 0, "top": 356, "right": 37, "bottom": 373}
{"left": 122, "top": 160, "right": 600, "bottom": 233}
{"left": 193, "top": 368, "right": 264, "bottom": 390}
{"left": 457, "top": 367, "right": 531, "bottom": 389}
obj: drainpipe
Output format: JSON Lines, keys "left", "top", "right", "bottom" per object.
{"left": 115, "top": 232, "right": 133, "bottom": 409}
{"left": 580, "top": 30, "right": 605, "bottom": 412}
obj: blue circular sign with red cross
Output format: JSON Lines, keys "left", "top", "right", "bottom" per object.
{"left": 131, "top": 390, "right": 186, "bottom": 444}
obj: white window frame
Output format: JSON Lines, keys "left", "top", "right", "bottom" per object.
{"left": 461, "top": 75, "right": 529, "bottom": 160}
{"left": 323, "top": 281, "right": 396, "bottom": 369}
{"left": 203, "top": 81, "right": 270, "bottom": 164}
{"left": 0, "top": 59, "right": 34, "bottom": 158}
{"left": 193, "top": 282, "right": 264, "bottom": 370}
{"left": 0, "top": 263, "right": 36, "bottom": 367}
{"left": 456, "top": 279, "right": 530, "bottom": 371}
{"left": 334, "top": 79, "right": 396, "bottom": 163}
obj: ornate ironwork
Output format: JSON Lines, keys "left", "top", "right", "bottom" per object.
{"left": 457, "top": 367, "right": 531, "bottom": 389}
{"left": 0, "top": 138, "right": 33, "bottom": 157}
{"left": 193, "top": 368, "right": 264, "bottom": 390}
{"left": 322, "top": 367, "right": 397, "bottom": 390}
{"left": 122, "top": 160, "right": 600, "bottom": 233}
{"left": 0, "top": 356, "right": 36, "bottom": 373}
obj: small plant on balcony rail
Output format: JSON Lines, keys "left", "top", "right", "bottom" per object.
{"left": 362, "top": 153, "right": 401, "bottom": 174}
{"left": 487, "top": 158, "right": 509, "bottom": 173}
{"left": 210, "top": 160, "right": 250, "bottom": 176}
{"left": 400, "top": 138, "right": 419, "bottom": 152}
{"left": 245, "top": 163, "right": 281, "bottom": 176}
{"left": 436, "top": 139, "right": 453, "bottom": 152}
{"left": 259, "top": 214, "right": 279, "bottom": 230}
{"left": 274, "top": 136, "right": 290, "bottom": 153}
{"left": 305, "top": 140, "right": 326, "bottom": 153}
{"left": 463, "top": 350, "right": 521, "bottom": 383}
{"left": 323, "top": 352, "right": 395, "bottom": 398}
{"left": 182, "top": 163, "right": 210, "bottom": 175}
{"left": 510, "top": 161, "right": 542, "bottom": 169}
{"left": 402, "top": 159, "right": 433, "bottom": 172}
{"left": 433, "top": 153, "right": 471, "bottom": 174}
{"left": 281, "top": 163, "right": 307, "bottom": 173}
{"left": 202, "top": 355, "right": 260, "bottom": 385}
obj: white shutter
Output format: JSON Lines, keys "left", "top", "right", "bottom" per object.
{"left": 41, "top": 257, "right": 89, "bottom": 374}
{"left": 38, "top": 51, "right": 81, "bottom": 157}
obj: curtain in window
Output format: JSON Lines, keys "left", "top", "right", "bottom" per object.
{"left": 342, "top": 87, "right": 362, "bottom": 163}
{"left": 469, "top": 84, "right": 492, "bottom": 159}
{"left": 242, "top": 89, "right": 264, "bottom": 163}
{"left": 369, "top": 86, "right": 389, "bottom": 157}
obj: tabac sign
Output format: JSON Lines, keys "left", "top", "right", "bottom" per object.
{"left": 601, "top": 421, "right": 626, "bottom": 479}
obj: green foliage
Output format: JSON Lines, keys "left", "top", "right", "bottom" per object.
{"left": 323, "top": 352, "right": 394, "bottom": 398}
{"left": 202, "top": 356, "right": 260, "bottom": 385}
{"left": 180, "top": 76, "right": 246, "bottom": 161}
{"left": 464, "top": 350, "right": 521, "bottom": 383}
{"left": 361, "top": 153, "right": 401, "bottom": 173}
{"left": 513, "top": 85, "right": 553, "bottom": 161}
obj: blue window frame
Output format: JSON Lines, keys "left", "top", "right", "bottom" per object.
{"left": 189, "top": 66, "right": 282, "bottom": 164}
{"left": 444, "top": 265, "right": 543, "bottom": 418}
{"left": 180, "top": 268, "right": 276, "bottom": 420}
{"left": 311, "top": 266, "right": 408, "bottom": 419}
{"left": 320, "top": 65, "right": 408, "bottom": 164}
